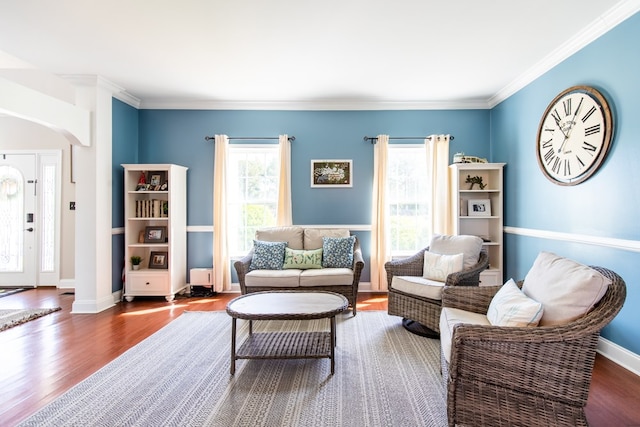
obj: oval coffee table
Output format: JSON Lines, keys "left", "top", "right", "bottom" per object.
{"left": 226, "top": 291, "right": 348, "bottom": 375}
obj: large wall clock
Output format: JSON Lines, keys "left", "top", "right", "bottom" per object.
{"left": 536, "top": 85, "right": 613, "bottom": 186}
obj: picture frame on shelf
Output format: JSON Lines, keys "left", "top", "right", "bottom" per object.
{"left": 148, "top": 171, "right": 167, "bottom": 191}
{"left": 468, "top": 199, "right": 491, "bottom": 216}
{"left": 144, "top": 226, "right": 167, "bottom": 243}
{"left": 311, "top": 159, "right": 353, "bottom": 188}
{"left": 149, "top": 251, "right": 168, "bottom": 269}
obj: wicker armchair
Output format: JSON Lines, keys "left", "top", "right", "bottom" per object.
{"left": 386, "top": 247, "right": 489, "bottom": 335}
{"left": 441, "top": 266, "right": 626, "bottom": 427}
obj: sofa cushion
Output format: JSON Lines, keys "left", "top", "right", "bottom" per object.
{"left": 440, "top": 307, "right": 491, "bottom": 364}
{"left": 249, "top": 240, "right": 287, "bottom": 271}
{"left": 304, "top": 228, "right": 350, "bottom": 250}
{"left": 522, "top": 251, "right": 611, "bottom": 326}
{"left": 429, "top": 234, "right": 483, "bottom": 269}
{"left": 391, "top": 276, "right": 444, "bottom": 301}
{"left": 245, "top": 269, "right": 302, "bottom": 288}
{"left": 487, "top": 279, "right": 544, "bottom": 327}
{"left": 255, "top": 226, "right": 304, "bottom": 250}
{"left": 322, "top": 236, "right": 356, "bottom": 268}
{"left": 299, "top": 268, "right": 354, "bottom": 287}
{"left": 283, "top": 248, "right": 323, "bottom": 270}
{"left": 423, "top": 251, "right": 464, "bottom": 281}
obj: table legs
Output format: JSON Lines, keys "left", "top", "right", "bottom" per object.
{"left": 230, "top": 317, "right": 237, "bottom": 375}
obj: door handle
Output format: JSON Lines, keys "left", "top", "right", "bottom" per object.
{"left": 25, "top": 227, "right": 34, "bottom": 232}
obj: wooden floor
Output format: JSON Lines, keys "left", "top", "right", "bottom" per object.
{"left": 1, "top": 288, "right": 638, "bottom": 426}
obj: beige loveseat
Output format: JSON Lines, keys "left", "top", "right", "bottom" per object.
{"left": 233, "top": 226, "right": 365, "bottom": 314}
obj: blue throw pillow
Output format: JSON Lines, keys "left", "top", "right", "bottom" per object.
{"left": 249, "top": 240, "right": 287, "bottom": 271}
{"left": 322, "top": 236, "right": 356, "bottom": 268}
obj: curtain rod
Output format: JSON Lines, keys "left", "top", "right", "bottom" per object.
{"left": 363, "top": 135, "right": 454, "bottom": 144}
{"left": 205, "top": 135, "right": 295, "bottom": 142}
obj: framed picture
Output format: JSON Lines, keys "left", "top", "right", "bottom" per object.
{"left": 144, "top": 226, "right": 167, "bottom": 243}
{"left": 149, "top": 251, "right": 168, "bottom": 269}
{"left": 468, "top": 199, "right": 492, "bottom": 216}
{"left": 148, "top": 171, "right": 167, "bottom": 191}
{"left": 311, "top": 160, "right": 353, "bottom": 187}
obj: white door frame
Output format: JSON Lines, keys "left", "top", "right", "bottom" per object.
{"left": 0, "top": 150, "right": 61, "bottom": 287}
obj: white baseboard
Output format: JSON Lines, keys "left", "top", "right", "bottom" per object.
{"left": 597, "top": 337, "right": 640, "bottom": 376}
{"left": 58, "top": 279, "right": 75, "bottom": 290}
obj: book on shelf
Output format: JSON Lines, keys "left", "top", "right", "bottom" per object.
{"left": 135, "top": 199, "right": 168, "bottom": 218}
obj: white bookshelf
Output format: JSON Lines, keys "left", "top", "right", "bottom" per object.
{"left": 122, "top": 164, "right": 188, "bottom": 301}
{"left": 450, "top": 163, "right": 505, "bottom": 286}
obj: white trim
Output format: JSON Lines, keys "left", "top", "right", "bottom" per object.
{"left": 187, "top": 225, "right": 214, "bottom": 233}
{"left": 58, "top": 278, "right": 75, "bottom": 290}
{"left": 503, "top": 226, "right": 640, "bottom": 252}
{"left": 139, "top": 99, "right": 490, "bottom": 111}
{"left": 112, "top": 227, "right": 124, "bottom": 235}
{"left": 489, "top": 0, "right": 640, "bottom": 107}
{"left": 598, "top": 337, "right": 640, "bottom": 377}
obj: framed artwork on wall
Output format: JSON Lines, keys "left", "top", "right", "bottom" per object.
{"left": 468, "top": 199, "right": 491, "bottom": 216}
{"left": 310, "top": 160, "right": 353, "bottom": 188}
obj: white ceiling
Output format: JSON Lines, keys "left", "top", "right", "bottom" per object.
{"left": 0, "top": 0, "right": 637, "bottom": 110}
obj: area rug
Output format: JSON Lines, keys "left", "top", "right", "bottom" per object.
{"left": 0, "top": 307, "right": 61, "bottom": 332}
{"left": 0, "top": 288, "right": 27, "bottom": 298}
{"left": 18, "top": 311, "right": 447, "bottom": 427}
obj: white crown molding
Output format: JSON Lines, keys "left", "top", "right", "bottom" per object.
{"left": 489, "top": 0, "right": 640, "bottom": 108}
{"left": 113, "top": 90, "right": 141, "bottom": 109}
{"left": 139, "top": 99, "right": 491, "bottom": 111}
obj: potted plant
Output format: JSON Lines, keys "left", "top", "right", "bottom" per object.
{"left": 130, "top": 255, "right": 143, "bottom": 270}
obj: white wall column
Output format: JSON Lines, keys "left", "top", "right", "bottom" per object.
{"left": 68, "top": 76, "right": 119, "bottom": 313}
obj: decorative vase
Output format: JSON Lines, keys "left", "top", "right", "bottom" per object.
{"left": 132, "top": 264, "right": 140, "bottom": 271}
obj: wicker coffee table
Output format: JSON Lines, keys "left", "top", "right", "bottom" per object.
{"left": 226, "top": 291, "right": 349, "bottom": 375}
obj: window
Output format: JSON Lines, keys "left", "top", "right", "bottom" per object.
{"left": 227, "top": 145, "right": 280, "bottom": 256}
{"left": 386, "top": 145, "right": 430, "bottom": 255}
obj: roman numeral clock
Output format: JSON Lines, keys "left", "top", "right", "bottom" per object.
{"left": 536, "top": 85, "right": 614, "bottom": 185}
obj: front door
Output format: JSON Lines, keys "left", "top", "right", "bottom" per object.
{"left": 0, "top": 154, "right": 37, "bottom": 287}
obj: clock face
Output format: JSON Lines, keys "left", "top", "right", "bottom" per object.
{"left": 536, "top": 86, "right": 613, "bottom": 185}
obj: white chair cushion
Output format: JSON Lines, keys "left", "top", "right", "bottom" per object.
{"left": 423, "top": 251, "right": 464, "bottom": 281}
{"left": 429, "top": 234, "right": 483, "bottom": 269}
{"left": 391, "top": 275, "right": 444, "bottom": 301}
{"left": 440, "top": 307, "right": 491, "bottom": 364}
{"left": 245, "top": 269, "right": 301, "bottom": 287}
{"left": 299, "top": 268, "right": 353, "bottom": 287}
{"left": 487, "top": 279, "right": 544, "bottom": 327}
{"left": 522, "top": 251, "right": 611, "bottom": 326}
{"left": 255, "top": 226, "right": 304, "bottom": 250}
{"left": 303, "top": 228, "right": 350, "bottom": 250}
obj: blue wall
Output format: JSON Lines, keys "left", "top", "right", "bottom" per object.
{"left": 112, "top": 99, "right": 139, "bottom": 292}
{"left": 135, "top": 109, "right": 489, "bottom": 281}
{"left": 491, "top": 12, "right": 640, "bottom": 354}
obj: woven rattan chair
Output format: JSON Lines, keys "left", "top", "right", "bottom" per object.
{"left": 386, "top": 247, "right": 489, "bottom": 336}
{"left": 440, "top": 266, "right": 626, "bottom": 427}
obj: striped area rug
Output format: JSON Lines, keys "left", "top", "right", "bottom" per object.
{"left": 18, "top": 311, "right": 447, "bottom": 427}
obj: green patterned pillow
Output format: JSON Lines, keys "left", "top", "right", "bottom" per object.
{"left": 322, "top": 236, "right": 356, "bottom": 268}
{"left": 249, "top": 240, "right": 287, "bottom": 271}
{"left": 283, "top": 248, "right": 323, "bottom": 270}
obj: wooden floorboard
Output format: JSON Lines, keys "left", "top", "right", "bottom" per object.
{"left": 0, "top": 288, "right": 638, "bottom": 426}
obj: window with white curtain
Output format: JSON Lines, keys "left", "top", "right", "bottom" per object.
{"left": 386, "top": 144, "right": 430, "bottom": 255}
{"left": 227, "top": 145, "right": 279, "bottom": 256}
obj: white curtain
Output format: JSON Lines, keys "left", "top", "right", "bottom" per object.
{"left": 425, "top": 134, "right": 452, "bottom": 236}
{"left": 370, "top": 134, "right": 390, "bottom": 291}
{"left": 213, "top": 134, "right": 230, "bottom": 292}
{"left": 276, "top": 134, "right": 292, "bottom": 226}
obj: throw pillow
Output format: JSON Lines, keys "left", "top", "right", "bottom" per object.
{"left": 283, "top": 248, "right": 323, "bottom": 270}
{"left": 422, "top": 251, "right": 464, "bottom": 282}
{"left": 249, "top": 240, "right": 287, "bottom": 271}
{"left": 487, "top": 279, "right": 544, "bottom": 327}
{"left": 322, "top": 236, "right": 356, "bottom": 268}
{"left": 521, "top": 251, "right": 611, "bottom": 326}
{"left": 429, "top": 234, "right": 483, "bottom": 269}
